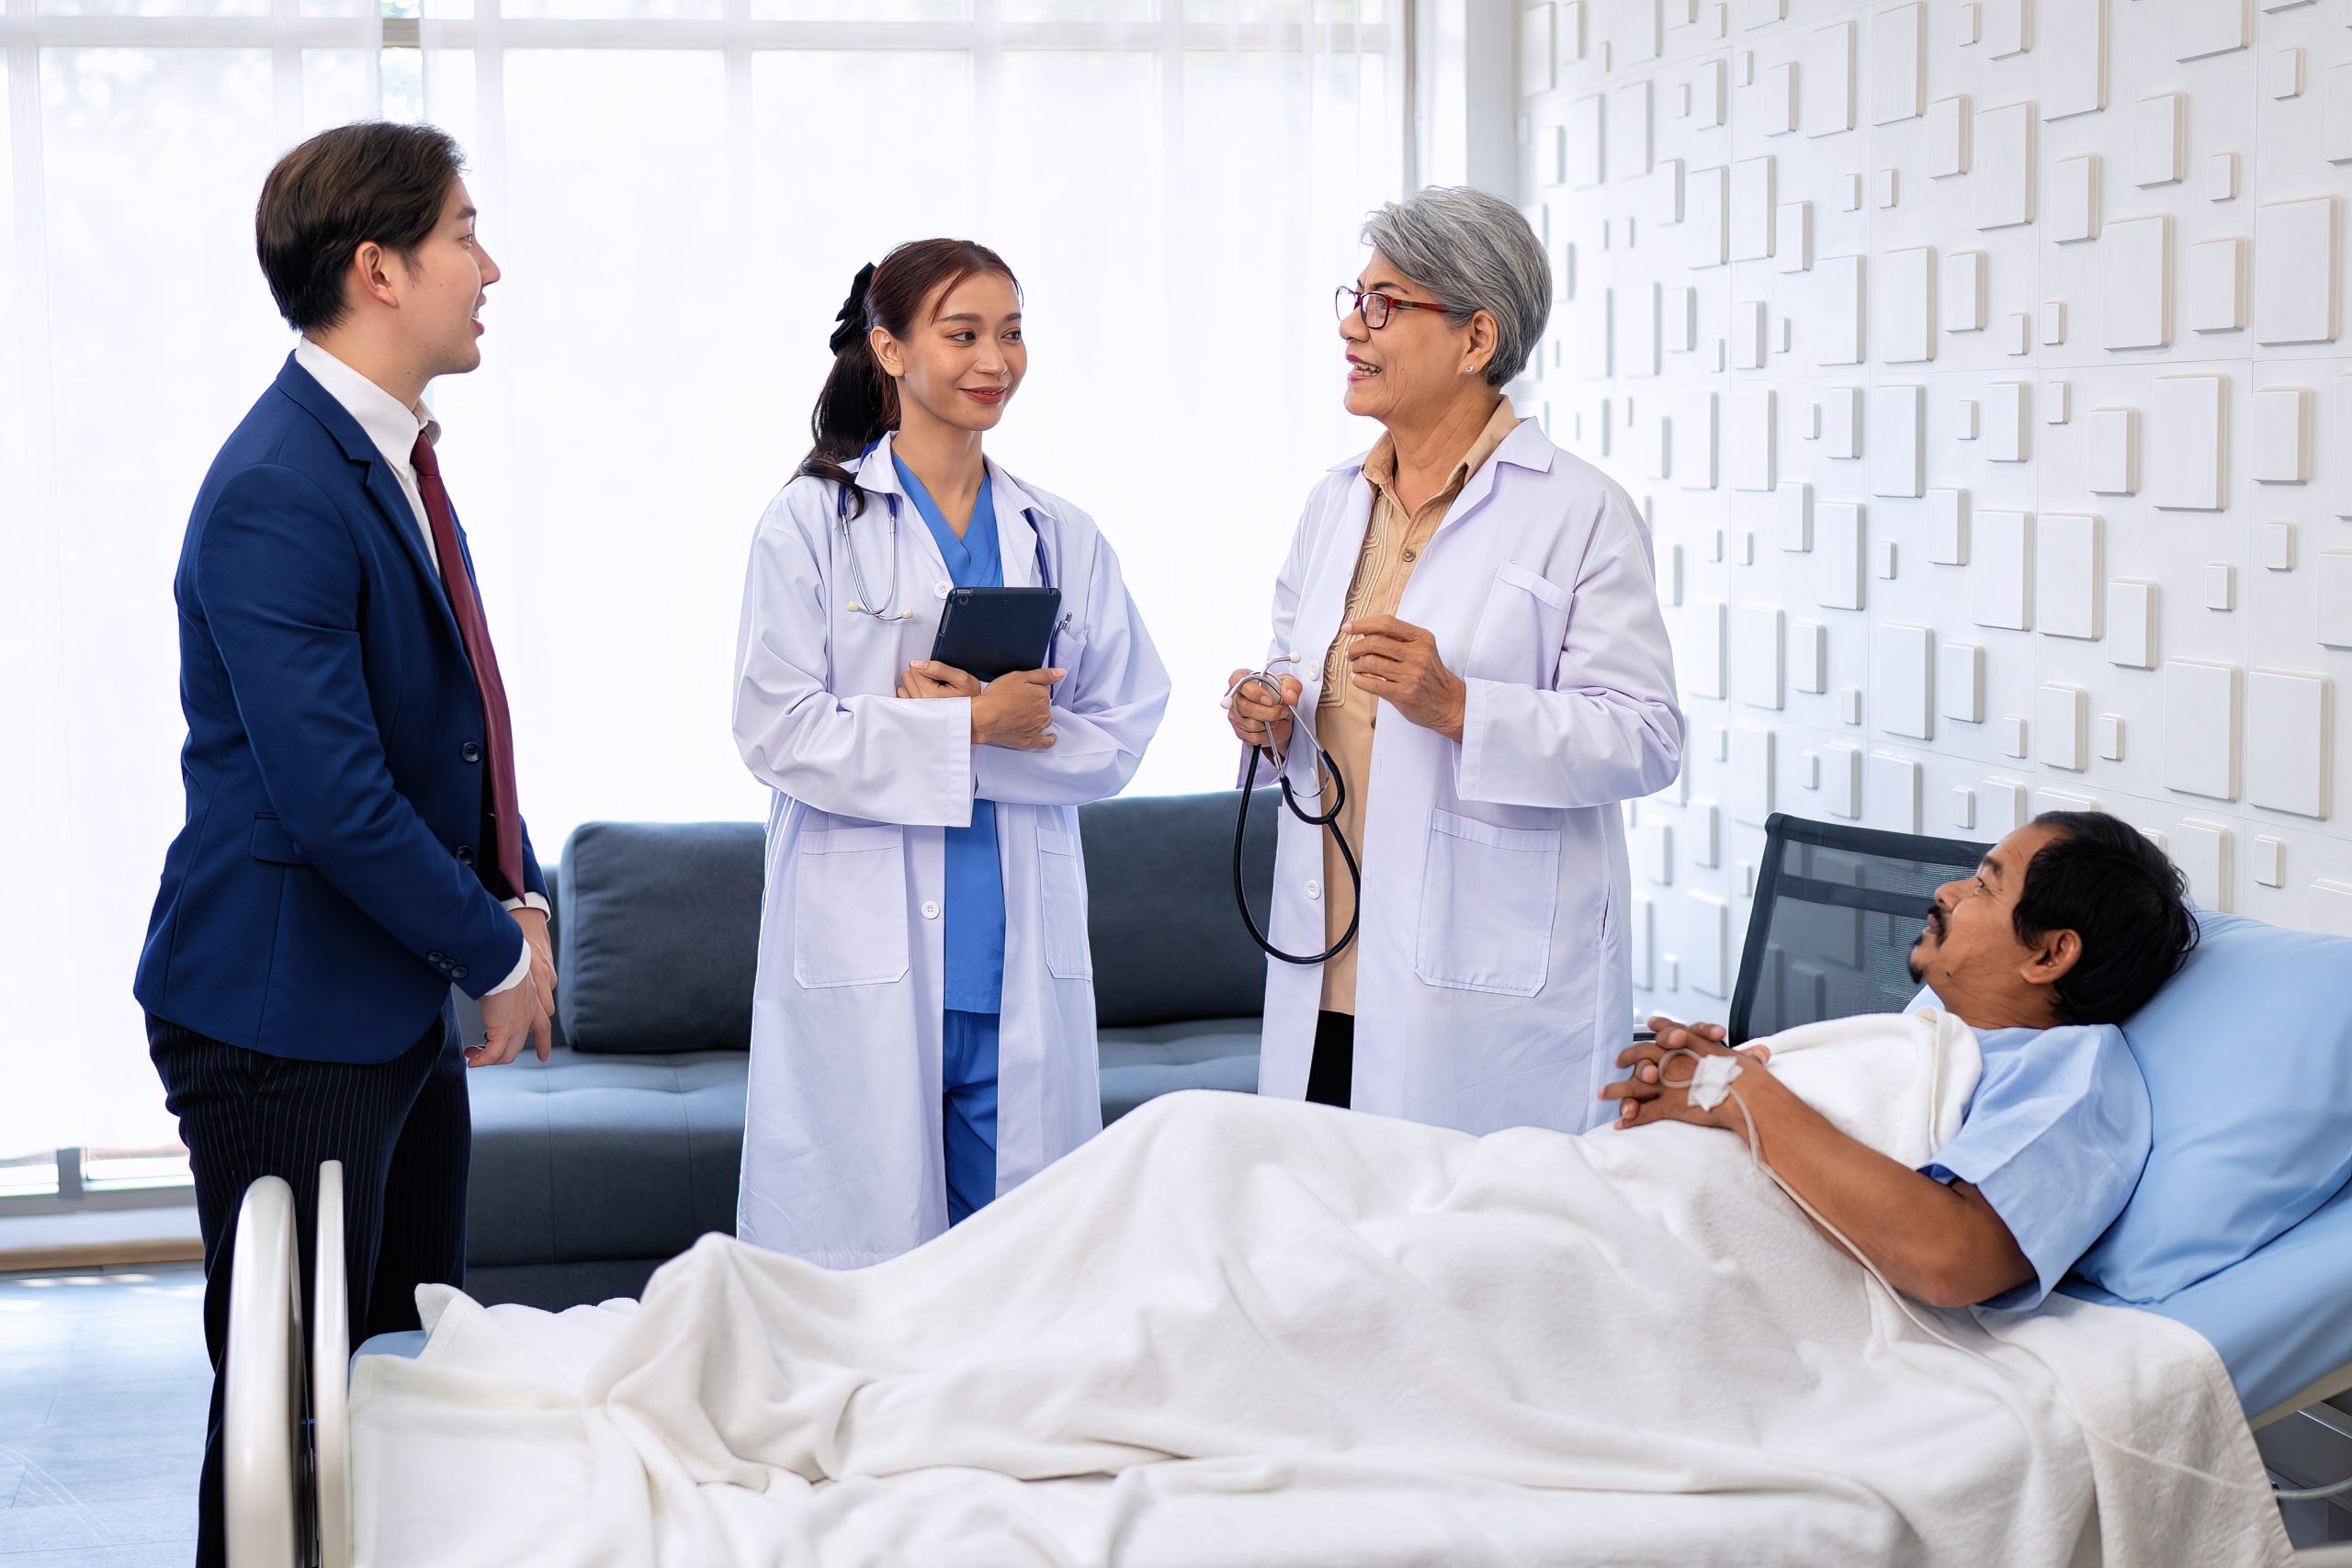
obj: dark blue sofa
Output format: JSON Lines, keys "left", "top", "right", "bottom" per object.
{"left": 458, "top": 790, "right": 1275, "bottom": 1309}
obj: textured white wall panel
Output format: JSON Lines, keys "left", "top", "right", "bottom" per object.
{"left": 2098, "top": 216, "right": 2171, "bottom": 350}
{"left": 1522, "top": 0, "right": 2352, "bottom": 1023}
{"left": 1973, "top": 100, "right": 2036, "bottom": 230}
{"left": 2150, "top": 374, "right": 2227, "bottom": 511}
{"left": 1815, "top": 500, "right": 1870, "bottom": 608}
{"left": 2050, "top": 153, "right": 2099, "bottom": 243}
{"left": 2252, "top": 197, "right": 2338, "bottom": 346}
{"left": 2036, "top": 512, "right": 2102, "bottom": 638}
{"left": 1939, "top": 640, "right": 1986, "bottom": 721}
{"left": 1971, "top": 509, "right": 2033, "bottom": 628}
{"left": 1871, "top": 3, "right": 1926, "bottom": 123}
{"left": 1871, "top": 384, "right": 1927, "bottom": 495}
{"left": 1875, "top": 623, "right": 1938, "bottom": 737}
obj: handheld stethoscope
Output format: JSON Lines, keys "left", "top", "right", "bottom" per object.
{"left": 1225, "top": 660, "right": 1363, "bottom": 965}
{"left": 835, "top": 466, "right": 1068, "bottom": 670}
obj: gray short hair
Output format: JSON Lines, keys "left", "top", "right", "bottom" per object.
{"left": 1361, "top": 186, "right": 1552, "bottom": 388}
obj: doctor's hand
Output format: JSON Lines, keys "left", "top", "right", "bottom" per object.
{"left": 967, "top": 668, "right": 1062, "bottom": 750}
{"left": 899, "top": 660, "right": 982, "bottom": 700}
{"left": 1600, "top": 1017, "right": 1773, "bottom": 1132}
{"left": 1342, "top": 615, "right": 1466, "bottom": 741}
{"left": 1226, "top": 670, "right": 1299, "bottom": 758}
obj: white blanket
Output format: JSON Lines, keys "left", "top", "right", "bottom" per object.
{"left": 352, "top": 1010, "right": 2293, "bottom": 1568}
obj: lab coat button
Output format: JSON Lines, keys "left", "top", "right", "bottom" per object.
{"left": 934, "top": 581, "right": 951, "bottom": 600}
{"left": 922, "top": 900, "right": 941, "bottom": 919}
{"left": 1305, "top": 879, "right": 1321, "bottom": 900}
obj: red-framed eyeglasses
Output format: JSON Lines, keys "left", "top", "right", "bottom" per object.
{"left": 1334, "top": 286, "right": 1449, "bottom": 330}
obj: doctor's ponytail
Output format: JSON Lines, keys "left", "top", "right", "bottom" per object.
{"left": 798, "top": 239, "right": 1021, "bottom": 517}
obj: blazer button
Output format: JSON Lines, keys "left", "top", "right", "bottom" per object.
{"left": 456, "top": 845, "right": 476, "bottom": 866}
{"left": 460, "top": 741, "right": 483, "bottom": 763}
{"left": 450, "top": 964, "right": 468, "bottom": 980}
{"left": 427, "top": 950, "right": 447, "bottom": 964}
{"left": 921, "top": 900, "right": 941, "bottom": 919}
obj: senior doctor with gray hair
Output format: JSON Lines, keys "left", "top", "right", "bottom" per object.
{"left": 1227, "top": 185, "right": 1682, "bottom": 1134}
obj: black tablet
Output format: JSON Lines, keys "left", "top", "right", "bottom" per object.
{"left": 930, "top": 586, "right": 1063, "bottom": 682}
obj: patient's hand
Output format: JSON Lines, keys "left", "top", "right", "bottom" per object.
{"left": 1600, "top": 1017, "right": 1774, "bottom": 1132}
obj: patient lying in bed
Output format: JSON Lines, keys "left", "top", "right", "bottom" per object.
{"left": 361, "top": 811, "right": 2294, "bottom": 1567}
{"left": 1600, "top": 807, "right": 2192, "bottom": 1312}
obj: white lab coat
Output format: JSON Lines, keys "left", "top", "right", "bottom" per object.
{"left": 731, "top": 435, "right": 1170, "bottom": 1268}
{"left": 1251, "top": 416, "right": 1682, "bottom": 1136}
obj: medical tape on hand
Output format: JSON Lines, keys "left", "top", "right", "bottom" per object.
{"left": 1681, "top": 1053, "right": 1741, "bottom": 1111}
{"left": 1650, "top": 1046, "right": 2348, "bottom": 1504}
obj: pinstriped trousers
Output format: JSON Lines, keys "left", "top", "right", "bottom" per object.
{"left": 148, "top": 1008, "right": 469, "bottom": 1568}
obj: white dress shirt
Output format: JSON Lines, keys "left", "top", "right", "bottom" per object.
{"left": 294, "top": 337, "right": 542, "bottom": 999}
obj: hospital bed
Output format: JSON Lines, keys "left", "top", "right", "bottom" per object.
{"left": 218, "top": 812, "right": 2352, "bottom": 1565}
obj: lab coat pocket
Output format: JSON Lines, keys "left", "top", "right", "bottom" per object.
{"left": 1413, "top": 808, "right": 1559, "bottom": 997}
{"left": 1464, "top": 561, "right": 1573, "bottom": 689}
{"left": 791, "top": 826, "right": 910, "bottom": 988}
{"left": 1048, "top": 621, "right": 1090, "bottom": 695}
{"left": 1036, "top": 829, "right": 1094, "bottom": 982}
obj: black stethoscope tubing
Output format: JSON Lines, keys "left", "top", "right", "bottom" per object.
{"left": 1232, "top": 680, "right": 1362, "bottom": 966}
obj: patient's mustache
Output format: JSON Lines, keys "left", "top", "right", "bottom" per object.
{"left": 1906, "top": 905, "right": 1942, "bottom": 984}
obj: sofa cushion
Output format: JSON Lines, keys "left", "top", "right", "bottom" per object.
{"left": 1080, "top": 790, "right": 1277, "bottom": 1027}
{"left": 558, "top": 821, "right": 766, "bottom": 1053}
{"left": 464, "top": 1044, "right": 745, "bottom": 1269}
{"left": 1097, "top": 1019, "right": 1261, "bottom": 1122}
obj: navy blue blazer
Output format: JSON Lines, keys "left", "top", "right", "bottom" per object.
{"left": 136, "top": 355, "right": 548, "bottom": 1063}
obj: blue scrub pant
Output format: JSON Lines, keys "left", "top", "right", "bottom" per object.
{"left": 943, "top": 1009, "right": 1001, "bottom": 1224}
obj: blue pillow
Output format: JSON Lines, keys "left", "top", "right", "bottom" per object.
{"left": 2071, "top": 910, "right": 2352, "bottom": 1302}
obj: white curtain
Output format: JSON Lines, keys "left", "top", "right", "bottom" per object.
{"left": 0, "top": 1, "right": 1403, "bottom": 1163}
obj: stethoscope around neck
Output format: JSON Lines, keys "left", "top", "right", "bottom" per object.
{"left": 834, "top": 462, "right": 1065, "bottom": 669}
{"left": 835, "top": 479, "right": 920, "bottom": 623}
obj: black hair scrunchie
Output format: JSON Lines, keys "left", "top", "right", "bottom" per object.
{"left": 827, "top": 261, "right": 877, "bottom": 355}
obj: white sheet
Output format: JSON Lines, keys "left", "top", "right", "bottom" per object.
{"left": 353, "top": 1010, "right": 2293, "bottom": 1568}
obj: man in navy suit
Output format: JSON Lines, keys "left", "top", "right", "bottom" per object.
{"left": 135, "top": 120, "right": 553, "bottom": 1566}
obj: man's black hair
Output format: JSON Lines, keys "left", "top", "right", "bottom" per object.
{"left": 2013, "top": 811, "right": 2199, "bottom": 1024}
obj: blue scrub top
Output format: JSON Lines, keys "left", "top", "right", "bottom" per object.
{"left": 895, "top": 454, "right": 1007, "bottom": 1015}
{"left": 1907, "top": 995, "right": 2154, "bottom": 1310}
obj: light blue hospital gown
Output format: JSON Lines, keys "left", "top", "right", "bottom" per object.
{"left": 1906, "top": 993, "right": 2154, "bottom": 1309}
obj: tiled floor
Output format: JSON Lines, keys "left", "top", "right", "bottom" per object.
{"left": 0, "top": 1266, "right": 205, "bottom": 1567}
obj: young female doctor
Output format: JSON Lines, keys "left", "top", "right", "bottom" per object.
{"left": 732, "top": 240, "right": 1170, "bottom": 1268}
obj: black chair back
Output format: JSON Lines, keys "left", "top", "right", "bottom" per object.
{"left": 1728, "top": 813, "right": 1991, "bottom": 1044}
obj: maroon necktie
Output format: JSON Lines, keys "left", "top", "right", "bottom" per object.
{"left": 410, "top": 433, "right": 526, "bottom": 901}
